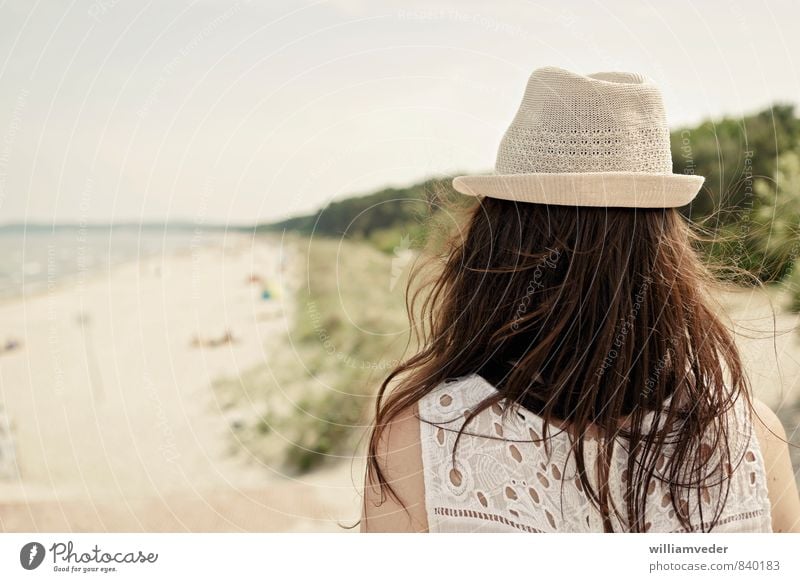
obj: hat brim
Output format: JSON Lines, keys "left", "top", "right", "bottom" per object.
{"left": 452, "top": 172, "right": 705, "bottom": 209}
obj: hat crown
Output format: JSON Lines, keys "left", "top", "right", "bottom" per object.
{"left": 495, "top": 67, "right": 673, "bottom": 175}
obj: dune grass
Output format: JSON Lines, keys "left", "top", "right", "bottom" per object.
{"left": 213, "top": 234, "right": 414, "bottom": 475}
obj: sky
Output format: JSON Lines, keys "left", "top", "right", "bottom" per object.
{"left": 0, "top": 0, "right": 798, "bottom": 225}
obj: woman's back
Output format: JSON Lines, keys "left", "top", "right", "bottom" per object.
{"left": 362, "top": 67, "right": 799, "bottom": 534}
{"left": 418, "top": 374, "right": 772, "bottom": 533}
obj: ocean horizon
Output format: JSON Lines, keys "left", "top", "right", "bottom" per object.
{"left": 0, "top": 223, "right": 247, "bottom": 300}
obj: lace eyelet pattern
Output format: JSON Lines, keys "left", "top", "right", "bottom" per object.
{"left": 418, "top": 374, "right": 772, "bottom": 533}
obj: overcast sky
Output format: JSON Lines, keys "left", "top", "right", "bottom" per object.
{"left": 0, "top": 0, "right": 798, "bottom": 225}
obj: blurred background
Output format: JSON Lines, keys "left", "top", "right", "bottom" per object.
{"left": 0, "top": 0, "right": 799, "bottom": 531}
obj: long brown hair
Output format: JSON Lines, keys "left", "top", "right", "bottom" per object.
{"left": 365, "top": 193, "right": 752, "bottom": 532}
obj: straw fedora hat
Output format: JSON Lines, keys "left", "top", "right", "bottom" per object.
{"left": 453, "top": 66, "right": 704, "bottom": 208}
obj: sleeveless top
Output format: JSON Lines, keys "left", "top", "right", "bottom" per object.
{"left": 418, "top": 374, "right": 772, "bottom": 533}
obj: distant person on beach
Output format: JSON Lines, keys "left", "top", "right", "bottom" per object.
{"left": 190, "top": 329, "right": 237, "bottom": 349}
{"left": 0, "top": 338, "right": 21, "bottom": 356}
{"left": 361, "top": 68, "right": 800, "bottom": 533}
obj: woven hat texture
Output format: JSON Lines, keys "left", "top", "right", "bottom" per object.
{"left": 453, "top": 67, "right": 704, "bottom": 208}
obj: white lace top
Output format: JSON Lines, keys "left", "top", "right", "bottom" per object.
{"left": 418, "top": 374, "right": 772, "bottom": 533}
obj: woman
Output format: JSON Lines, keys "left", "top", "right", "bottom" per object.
{"left": 360, "top": 67, "right": 800, "bottom": 533}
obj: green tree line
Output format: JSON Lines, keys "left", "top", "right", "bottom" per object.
{"left": 257, "top": 103, "right": 800, "bottom": 306}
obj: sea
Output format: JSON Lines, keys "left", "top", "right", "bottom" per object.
{"left": 0, "top": 223, "right": 233, "bottom": 300}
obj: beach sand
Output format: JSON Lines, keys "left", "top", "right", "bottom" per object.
{"left": 0, "top": 233, "right": 363, "bottom": 532}
{"left": 720, "top": 286, "right": 800, "bottom": 478}
{"left": 722, "top": 287, "right": 800, "bottom": 410}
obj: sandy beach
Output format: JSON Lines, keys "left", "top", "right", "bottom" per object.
{"left": 723, "top": 287, "right": 800, "bottom": 410}
{"left": 0, "top": 233, "right": 363, "bottom": 531}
